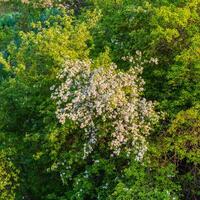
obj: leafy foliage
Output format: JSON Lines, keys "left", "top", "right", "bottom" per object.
{"left": 0, "top": 0, "right": 199, "bottom": 199}
{"left": 111, "top": 161, "right": 180, "bottom": 200}
{"left": 0, "top": 149, "right": 19, "bottom": 200}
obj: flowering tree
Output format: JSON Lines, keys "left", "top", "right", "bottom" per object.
{"left": 51, "top": 54, "right": 159, "bottom": 160}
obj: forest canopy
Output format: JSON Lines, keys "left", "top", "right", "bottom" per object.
{"left": 0, "top": 0, "right": 199, "bottom": 199}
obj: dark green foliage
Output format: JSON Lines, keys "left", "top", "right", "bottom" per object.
{"left": 0, "top": 0, "right": 199, "bottom": 199}
{"left": 111, "top": 161, "right": 180, "bottom": 200}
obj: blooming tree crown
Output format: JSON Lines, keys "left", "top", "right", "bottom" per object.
{"left": 51, "top": 55, "right": 159, "bottom": 160}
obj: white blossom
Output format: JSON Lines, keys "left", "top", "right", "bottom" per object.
{"left": 51, "top": 56, "right": 159, "bottom": 161}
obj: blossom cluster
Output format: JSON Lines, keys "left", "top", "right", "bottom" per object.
{"left": 51, "top": 56, "right": 159, "bottom": 160}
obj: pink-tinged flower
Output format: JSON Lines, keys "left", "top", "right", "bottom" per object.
{"left": 51, "top": 56, "right": 159, "bottom": 161}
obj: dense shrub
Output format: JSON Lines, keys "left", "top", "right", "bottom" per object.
{"left": 0, "top": 0, "right": 199, "bottom": 199}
